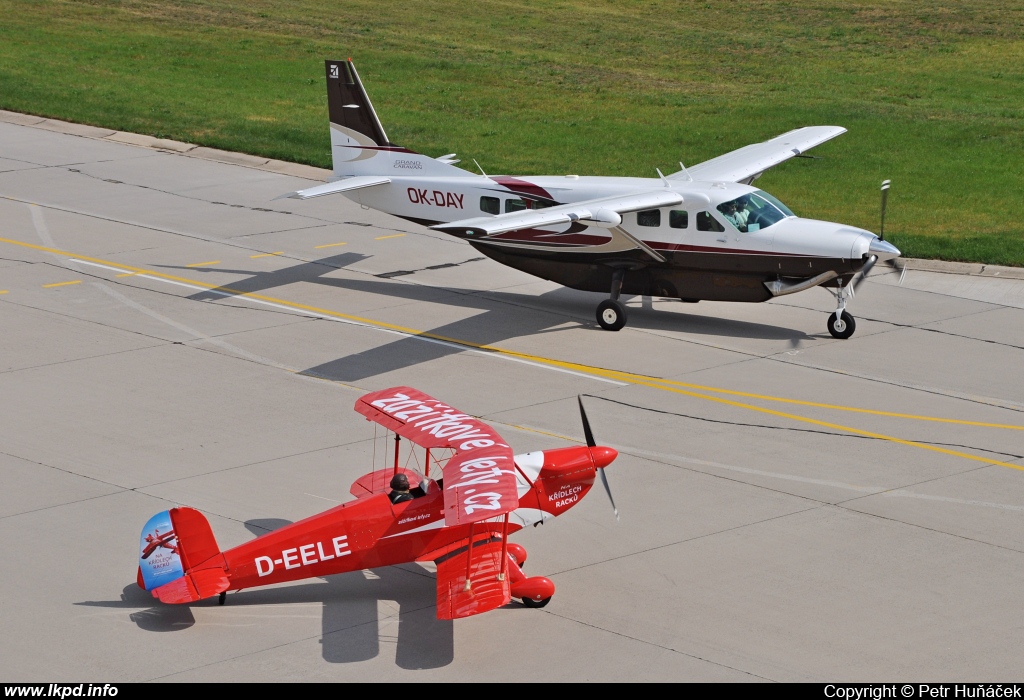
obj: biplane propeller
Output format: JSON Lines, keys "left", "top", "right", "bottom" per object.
{"left": 136, "top": 387, "right": 618, "bottom": 619}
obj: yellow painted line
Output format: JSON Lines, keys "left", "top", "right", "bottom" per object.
{"left": 186, "top": 260, "right": 220, "bottom": 268}
{"left": 592, "top": 373, "right": 1024, "bottom": 431}
{"left": 42, "top": 280, "right": 82, "bottom": 288}
{"left": 116, "top": 272, "right": 137, "bottom": 278}
{"left": 314, "top": 242, "right": 348, "bottom": 249}
{"left": 0, "top": 235, "right": 1020, "bottom": 473}
{"left": 374, "top": 234, "right": 405, "bottom": 240}
{"left": 0, "top": 290, "right": 8, "bottom": 295}
{"left": 251, "top": 252, "right": 284, "bottom": 259}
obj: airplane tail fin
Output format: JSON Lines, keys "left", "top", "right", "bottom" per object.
{"left": 325, "top": 59, "right": 472, "bottom": 179}
{"left": 137, "top": 507, "right": 229, "bottom": 604}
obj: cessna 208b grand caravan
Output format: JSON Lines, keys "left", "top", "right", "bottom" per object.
{"left": 284, "top": 59, "right": 900, "bottom": 338}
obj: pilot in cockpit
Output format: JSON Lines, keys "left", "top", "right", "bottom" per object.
{"left": 734, "top": 196, "right": 750, "bottom": 230}
{"left": 721, "top": 200, "right": 745, "bottom": 232}
{"left": 388, "top": 473, "right": 414, "bottom": 504}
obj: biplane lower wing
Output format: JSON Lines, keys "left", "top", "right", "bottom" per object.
{"left": 435, "top": 539, "right": 511, "bottom": 620}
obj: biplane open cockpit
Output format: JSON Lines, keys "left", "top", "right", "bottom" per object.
{"left": 136, "top": 387, "right": 618, "bottom": 620}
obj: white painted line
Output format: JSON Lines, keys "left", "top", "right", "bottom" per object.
{"left": 70, "top": 259, "right": 625, "bottom": 386}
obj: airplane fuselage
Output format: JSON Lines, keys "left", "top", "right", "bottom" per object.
{"left": 347, "top": 174, "right": 879, "bottom": 303}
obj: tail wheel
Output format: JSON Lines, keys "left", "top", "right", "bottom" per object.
{"left": 522, "top": 596, "right": 551, "bottom": 609}
{"left": 596, "top": 299, "right": 627, "bottom": 331}
{"left": 827, "top": 311, "right": 856, "bottom": 339}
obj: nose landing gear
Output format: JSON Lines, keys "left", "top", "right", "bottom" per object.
{"left": 826, "top": 279, "right": 857, "bottom": 339}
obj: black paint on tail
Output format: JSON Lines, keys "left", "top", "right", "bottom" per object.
{"left": 326, "top": 59, "right": 392, "bottom": 147}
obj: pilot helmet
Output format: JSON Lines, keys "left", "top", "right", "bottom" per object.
{"left": 390, "top": 473, "right": 410, "bottom": 491}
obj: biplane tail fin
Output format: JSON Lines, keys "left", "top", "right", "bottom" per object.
{"left": 137, "top": 507, "right": 229, "bottom": 604}
{"left": 325, "top": 59, "right": 472, "bottom": 179}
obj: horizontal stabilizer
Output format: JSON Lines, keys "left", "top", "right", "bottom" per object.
{"left": 435, "top": 540, "right": 511, "bottom": 620}
{"left": 276, "top": 175, "right": 391, "bottom": 200}
{"left": 153, "top": 568, "right": 230, "bottom": 604}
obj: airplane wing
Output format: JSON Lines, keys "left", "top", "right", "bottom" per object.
{"left": 276, "top": 175, "right": 391, "bottom": 200}
{"left": 434, "top": 539, "right": 511, "bottom": 619}
{"left": 680, "top": 126, "right": 846, "bottom": 184}
{"left": 355, "top": 387, "right": 518, "bottom": 526}
{"left": 430, "top": 189, "right": 684, "bottom": 237}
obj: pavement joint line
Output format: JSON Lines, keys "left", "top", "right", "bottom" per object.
{"left": 41, "top": 279, "right": 81, "bottom": 288}
{"left": 3, "top": 235, "right": 1021, "bottom": 473}
{"left": 542, "top": 609, "right": 777, "bottom": 682}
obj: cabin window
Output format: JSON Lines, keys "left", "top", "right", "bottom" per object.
{"left": 480, "top": 196, "right": 500, "bottom": 215}
{"left": 696, "top": 211, "right": 725, "bottom": 232}
{"left": 669, "top": 210, "right": 688, "bottom": 229}
{"left": 534, "top": 200, "right": 556, "bottom": 209}
{"left": 505, "top": 198, "right": 529, "bottom": 213}
{"left": 637, "top": 209, "right": 661, "bottom": 227}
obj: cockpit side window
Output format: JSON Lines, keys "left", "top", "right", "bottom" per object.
{"left": 715, "top": 190, "right": 794, "bottom": 232}
{"left": 696, "top": 211, "right": 725, "bottom": 232}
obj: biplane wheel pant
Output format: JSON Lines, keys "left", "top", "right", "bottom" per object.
{"left": 506, "top": 552, "right": 554, "bottom": 607}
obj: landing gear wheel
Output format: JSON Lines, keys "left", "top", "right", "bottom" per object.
{"left": 596, "top": 299, "right": 627, "bottom": 331}
{"left": 521, "top": 596, "right": 551, "bottom": 609}
{"left": 827, "top": 311, "right": 856, "bottom": 339}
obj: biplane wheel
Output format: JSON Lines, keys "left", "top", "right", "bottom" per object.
{"left": 521, "top": 596, "right": 551, "bottom": 609}
{"left": 827, "top": 311, "right": 856, "bottom": 339}
{"left": 596, "top": 299, "right": 627, "bottom": 331}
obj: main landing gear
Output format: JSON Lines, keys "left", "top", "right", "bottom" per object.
{"left": 506, "top": 545, "right": 555, "bottom": 608}
{"left": 596, "top": 268, "right": 627, "bottom": 331}
{"left": 826, "top": 279, "right": 857, "bottom": 339}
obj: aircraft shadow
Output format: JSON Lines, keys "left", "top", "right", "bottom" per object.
{"left": 74, "top": 517, "right": 454, "bottom": 669}
{"left": 156, "top": 251, "right": 812, "bottom": 381}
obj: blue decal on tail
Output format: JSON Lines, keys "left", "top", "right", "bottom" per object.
{"left": 139, "top": 510, "right": 184, "bottom": 590}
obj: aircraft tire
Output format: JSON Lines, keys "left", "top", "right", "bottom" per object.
{"left": 827, "top": 310, "right": 856, "bottom": 339}
{"left": 522, "top": 596, "right": 552, "bottom": 608}
{"left": 597, "top": 299, "right": 627, "bottom": 331}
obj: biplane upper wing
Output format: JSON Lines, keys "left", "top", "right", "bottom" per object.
{"left": 434, "top": 539, "right": 511, "bottom": 620}
{"left": 355, "top": 387, "right": 518, "bottom": 526}
{"left": 680, "top": 126, "right": 846, "bottom": 184}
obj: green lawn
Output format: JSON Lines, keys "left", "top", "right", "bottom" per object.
{"left": 1, "top": 0, "right": 1022, "bottom": 264}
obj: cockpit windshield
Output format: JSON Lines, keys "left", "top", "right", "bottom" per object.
{"left": 716, "top": 190, "right": 795, "bottom": 232}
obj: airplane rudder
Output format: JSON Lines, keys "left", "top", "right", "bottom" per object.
{"left": 138, "top": 510, "right": 184, "bottom": 591}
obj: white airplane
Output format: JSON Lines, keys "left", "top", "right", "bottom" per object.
{"left": 283, "top": 59, "right": 900, "bottom": 338}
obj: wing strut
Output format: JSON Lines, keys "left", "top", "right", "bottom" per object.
{"left": 464, "top": 523, "right": 475, "bottom": 592}
{"left": 498, "top": 513, "right": 510, "bottom": 582}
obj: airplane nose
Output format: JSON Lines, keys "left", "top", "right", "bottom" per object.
{"left": 590, "top": 446, "right": 618, "bottom": 469}
{"left": 869, "top": 237, "right": 901, "bottom": 261}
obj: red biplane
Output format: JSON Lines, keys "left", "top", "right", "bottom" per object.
{"left": 136, "top": 387, "right": 618, "bottom": 619}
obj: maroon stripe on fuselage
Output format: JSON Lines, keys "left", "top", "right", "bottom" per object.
{"left": 490, "top": 176, "right": 555, "bottom": 200}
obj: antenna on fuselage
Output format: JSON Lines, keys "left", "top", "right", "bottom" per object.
{"left": 655, "top": 168, "right": 671, "bottom": 188}
{"left": 675, "top": 162, "right": 693, "bottom": 182}
{"left": 473, "top": 159, "right": 489, "bottom": 178}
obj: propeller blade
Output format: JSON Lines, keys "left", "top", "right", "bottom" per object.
{"left": 578, "top": 395, "right": 596, "bottom": 448}
{"left": 598, "top": 467, "right": 619, "bottom": 521}
{"left": 880, "top": 179, "right": 891, "bottom": 241}
{"left": 579, "top": 395, "right": 618, "bottom": 519}
{"left": 852, "top": 255, "right": 877, "bottom": 291}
